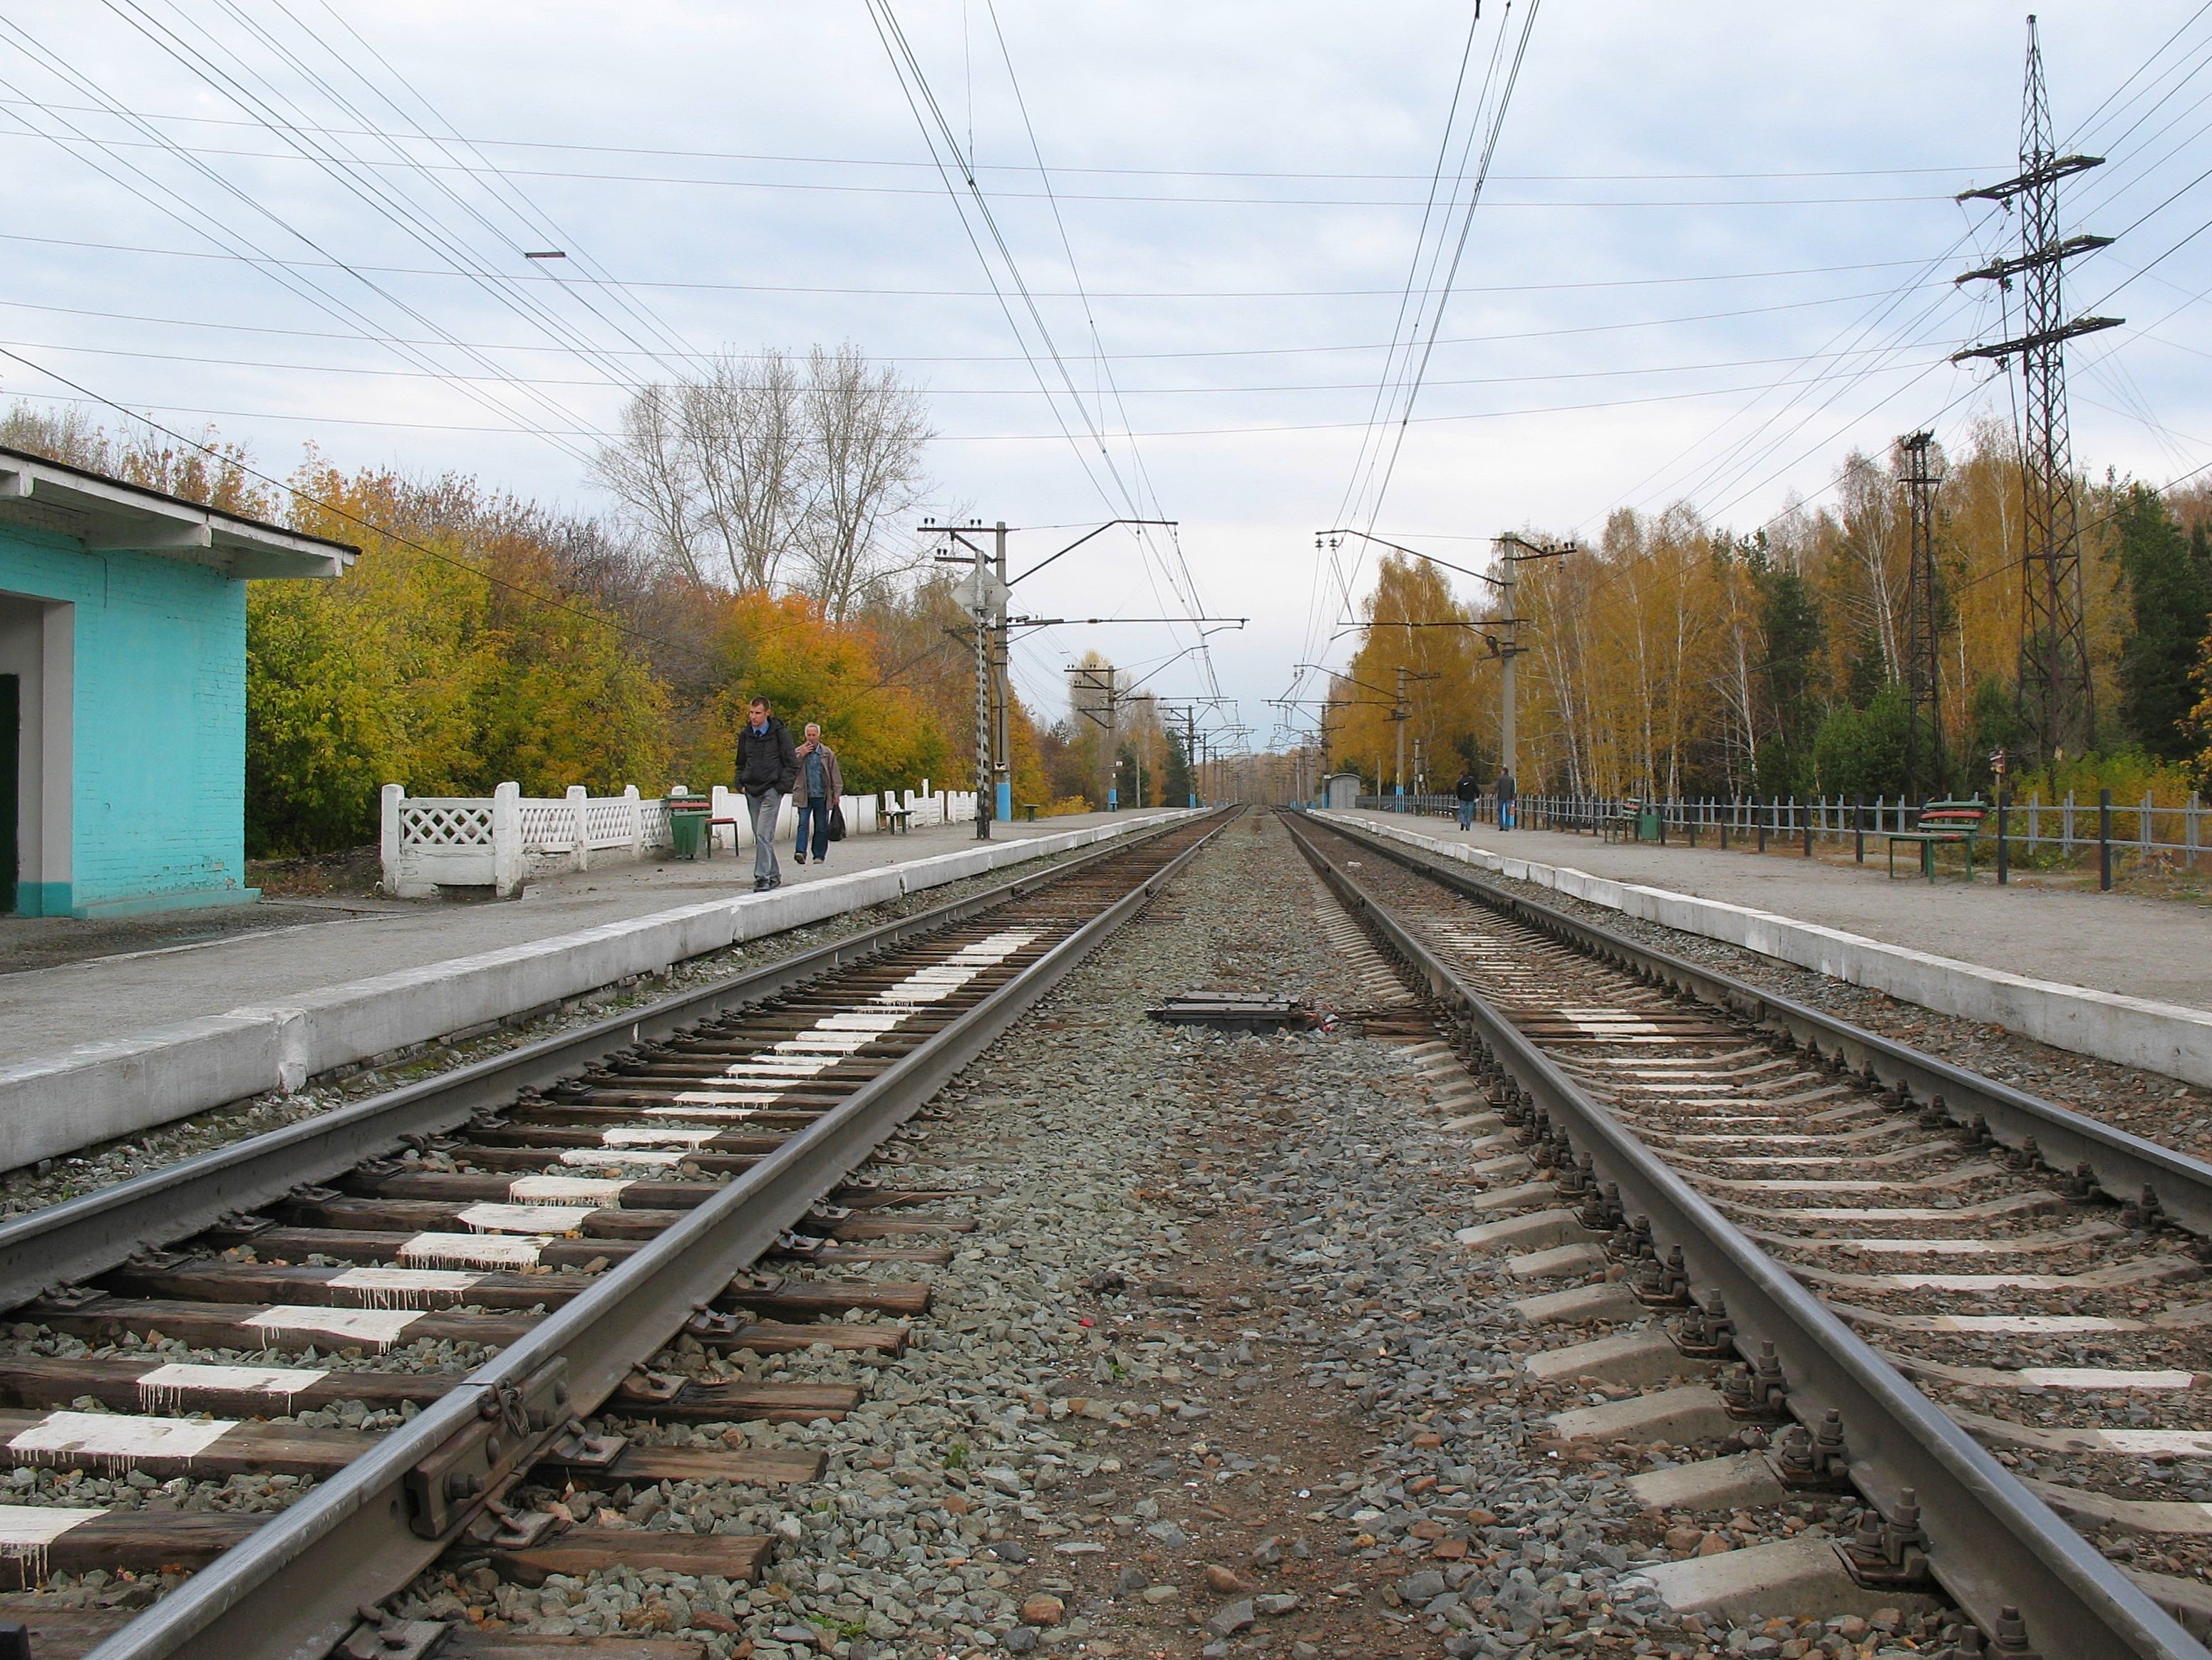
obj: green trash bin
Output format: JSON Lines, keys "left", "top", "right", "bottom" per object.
{"left": 1636, "top": 804, "right": 1661, "bottom": 843}
{"left": 668, "top": 804, "right": 708, "bottom": 859}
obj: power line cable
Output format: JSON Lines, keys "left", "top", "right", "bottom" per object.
{"left": 0, "top": 281, "right": 1933, "bottom": 372}
{"left": 981, "top": 0, "right": 1219, "bottom": 696}
{"left": 0, "top": 45, "right": 601, "bottom": 462}
{"left": 0, "top": 224, "right": 1962, "bottom": 300}
{"left": 0, "top": 95, "right": 2005, "bottom": 184}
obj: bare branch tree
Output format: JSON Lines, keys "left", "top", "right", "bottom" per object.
{"left": 683, "top": 349, "right": 805, "bottom": 591}
{"left": 793, "top": 343, "right": 934, "bottom": 622}
{"left": 594, "top": 344, "right": 932, "bottom": 611}
{"left": 591, "top": 382, "right": 701, "bottom": 586}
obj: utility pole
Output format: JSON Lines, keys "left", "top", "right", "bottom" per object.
{"left": 1066, "top": 662, "right": 1121, "bottom": 810}
{"left": 968, "top": 536, "right": 991, "bottom": 841}
{"left": 926, "top": 518, "right": 1010, "bottom": 839}
{"left": 993, "top": 522, "right": 1011, "bottom": 824}
{"left": 1492, "top": 534, "right": 1574, "bottom": 782}
{"left": 929, "top": 514, "right": 1197, "bottom": 828}
{"left": 1395, "top": 663, "right": 1409, "bottom": 802}
{"left": 1160, "top": 703, "right": 1201, "bottom": 808}
{"left": 1900, "top": 432, "right": 1945, "bottom": 802}
{"left": 1953, "top": 16, "right": 2121, "bottom": 764}
{"left": 1184, "top": 707, "right": 1198, "bottom": 808}
{"left": 1298, "top": 662, "right": 1425, "bottom": 808}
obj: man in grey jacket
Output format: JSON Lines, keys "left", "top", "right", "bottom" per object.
{"left": 791, "top": 722, "right": 844, "bottom": 867}
{"left": 734, "top": 696, "right": 799, "bottom": 891}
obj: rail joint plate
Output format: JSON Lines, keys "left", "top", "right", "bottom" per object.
{"left": 405, "top": 1357, "right": 569, "bottom": 1539}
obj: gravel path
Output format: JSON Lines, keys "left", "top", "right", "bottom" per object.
{"left": 367, "top": 813, "right": 1968, "bottom": 1660}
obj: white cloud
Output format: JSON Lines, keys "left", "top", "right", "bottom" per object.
{"left": 0, "top": 1, "right": 2200, "bottom": 730}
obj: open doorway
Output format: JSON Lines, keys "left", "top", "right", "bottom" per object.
{"left": 0, "top": 673, "right": 14, "bottom": 914}
{"left": 0, "top": 593, "right": 67, "bottom": 917}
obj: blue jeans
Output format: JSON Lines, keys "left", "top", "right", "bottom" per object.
{"left": 1500, "top": 800, "right": 1515, "bottom": 830}
{"left": 795, "top": 799, "right": 831, "bottom": 862}
{"left": 1457, "top": 801, "right": 1475, "bottom": 830}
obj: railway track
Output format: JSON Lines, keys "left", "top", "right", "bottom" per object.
{"left": 0, "top": 807, "right": 1231, "bottom": 1660}
{"left": 1286, "top": 809, "right": 2212, "bottom": 1660}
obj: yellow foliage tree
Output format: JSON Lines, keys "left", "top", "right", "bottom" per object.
{"left": 1326, "top": 554, "right": 1492, "bottom": 792}
{"left": 679, "top": 588, "right": 945, "bottom": 796}
{"left": 250, "top": 464, "right": 671, "bottom": 853}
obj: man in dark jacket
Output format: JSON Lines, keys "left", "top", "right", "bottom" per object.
{"left": 1454, "top": 767, "right": 1481, "bottom": 831}
{"left": 1494, "top": 766, "right": 1516, "bottom": 831}
{"left": 735, "top": 696, "right": 799, "bottom": 891}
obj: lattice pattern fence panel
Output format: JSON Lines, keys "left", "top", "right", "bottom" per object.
{"left": 398, "top": 802, "right": 494, "bottom": 849}
{"left": 388, "top": 781, "right": 892, "bottom": 899}
{"left": 517, "top": 802, "right": 572, "bottom": 851}
{"left": 584, "top": 799, "right": 634, "bottom": 849}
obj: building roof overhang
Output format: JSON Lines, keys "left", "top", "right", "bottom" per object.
{"left": 0, "top": 445, "right": 355, "bottom": 580}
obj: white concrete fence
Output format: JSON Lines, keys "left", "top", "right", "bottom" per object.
{"left": 381, "top": 782, "right": 981, "bottom": 898}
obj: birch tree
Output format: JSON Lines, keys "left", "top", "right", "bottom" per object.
{"left": 595, "top": 344, "right": 932, "bottom": 613}
{"left": 793, "top": 343, "right": 934, "bottom": 622}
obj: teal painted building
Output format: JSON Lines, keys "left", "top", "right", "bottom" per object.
{"left": 0, "top": 447, "right": 354, "bottom": 918}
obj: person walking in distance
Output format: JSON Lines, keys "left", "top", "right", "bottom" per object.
{"left": 791, "top": 722, "right": 844, "bottom": 867}
{"left": 1454, "top": 766, "right": 1481, "bottom": 831}
{"left": 1494, "top": 765, "right": 1516, "bottom": 831}
{"left": 735, "top": 695, "right": 798, "bottom": 892}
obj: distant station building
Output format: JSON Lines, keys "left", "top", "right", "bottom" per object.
{"left": 0, "top": 446, "right": 355, "bottom": 918}
{"left": 1321, "top": 772, "right": 1363, "bottom": 811}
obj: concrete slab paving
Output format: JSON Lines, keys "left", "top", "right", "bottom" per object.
{"left": 0, "top": 812, "right": 1130, "bottom": 1068}
{"left": 1343, "top": 809, "right": 2211, "bottom": 1012}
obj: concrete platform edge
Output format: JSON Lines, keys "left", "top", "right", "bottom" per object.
{"left": 0, "top": 811, "right": 1188, "bottom": 1174}
{"left": 1317, "top": 811, "right": 2212, "bottom": 1089}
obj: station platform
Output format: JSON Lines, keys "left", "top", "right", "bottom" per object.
{"left": 0, "top": 809, "right": 1181, "bottom": 1174}
{"left": 0, "top": 811, "right": 1129, "bottom": 1067}
{"left": 1338, "top": 810, "right": 2211, "bottom": 1013}
{"left": 1329, "top": 808, "right": 2212, "bottom": 1089}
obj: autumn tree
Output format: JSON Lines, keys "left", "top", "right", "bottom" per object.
{"left": 252, "top": 465, "right": 672, "bottom": 854}
{"left": 1326, "top": 554, "right": 1490, "bottom": 792}
{"left": 1, "top": 404, "right": 274, "bottom": 518}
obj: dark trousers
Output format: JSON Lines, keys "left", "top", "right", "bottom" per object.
{"left": 795, "top": 799, "right": 831, "bottom": 861}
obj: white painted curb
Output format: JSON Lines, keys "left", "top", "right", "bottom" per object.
{"left": 0, "top": 811, "right": 1190, "bottom": 1173}
{"left": 1318, "top": 811, "right": 2212, "bottom": 1089}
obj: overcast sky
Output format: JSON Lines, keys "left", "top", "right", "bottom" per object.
{"left": 6, "top": 1, "right": 2209, "bottom": 747}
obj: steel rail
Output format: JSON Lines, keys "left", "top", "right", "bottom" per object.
{"left": 1283, "top": 810, "right": 2202, "bottom": 1660}
{"left": 0, "top": 816, "right": 1204, "bottom": 1314}
{"left": 1311, "top": 811, "right": 2212, "bottom": 1238}
{"left": 81, "top": 807, "right": 1232, "bottom": 1660}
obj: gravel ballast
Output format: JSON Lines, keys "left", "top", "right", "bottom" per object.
{"left": 1360, "top": 828, "right": 2211, "bottom": 1158}
{"left": 371, "top": 812, "right": 1969, "bottom": 1660}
